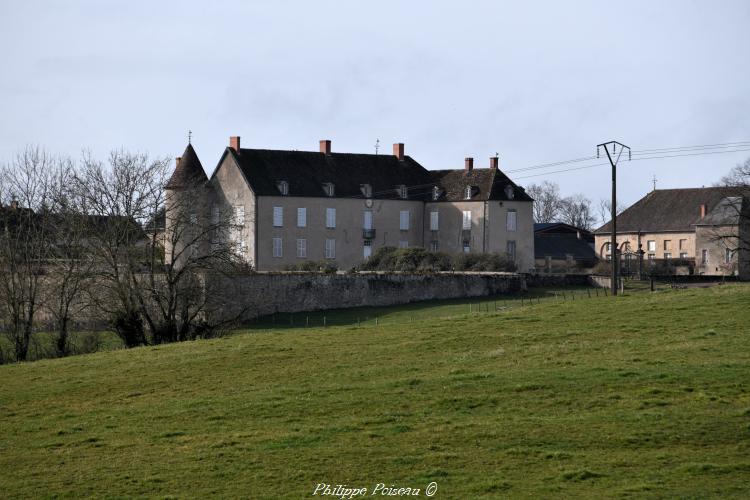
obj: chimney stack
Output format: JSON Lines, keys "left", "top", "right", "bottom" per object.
{"left": 320, "top": 139, "right": 331, "bottom": 155}
{"left": 229, "top": 136, "right": 241, "bottom": 152}
{"left": 393, "top": 143, "right": 404, "bottom": 161}
{"left": 489, "top": 156, "right": 498, "bottom": 169}
{"left": 700, "top": 203, "right": 707, "bottom": 218}
{"left": 10, "top": 199, "right": 18, "bottom": 210}
{"left": 464, "top": 157, "right": 474, "bottom": 173}
{"left": 175, "top": 156, "right": 181, "bottom": 167}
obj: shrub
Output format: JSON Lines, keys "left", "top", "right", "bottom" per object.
{"left": 283, "top": 260, "right": 338, "bottom": 273}
{"left": 356, "top": 247, "right": 515, "bottom": 273}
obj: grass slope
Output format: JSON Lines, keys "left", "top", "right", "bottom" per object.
{"left": 1, "top": 285, "right": 749, "bottom": 498}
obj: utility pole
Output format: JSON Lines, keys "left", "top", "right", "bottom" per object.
{"left": 597, "top": 141, "right": 631, "bottom": 296}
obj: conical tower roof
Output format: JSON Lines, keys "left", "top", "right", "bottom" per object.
{"left": 165, "top": 143, "right": 208, "bottom": 189}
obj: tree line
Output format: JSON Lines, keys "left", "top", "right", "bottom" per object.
{"left": 0, "top": 146, "right": 244, "bottom": 363}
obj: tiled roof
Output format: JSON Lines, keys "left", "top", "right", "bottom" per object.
{"left": 594, "top": 187, "right": 745, "bottom": 234}
{"left": 221, "top": 147, "right": 533, "bottom": 202}
{"left": 166, "top": 144, "right": 208, "bottom": 189}
{"left": 535, "top": 232, "right": 597, "bottom": 261}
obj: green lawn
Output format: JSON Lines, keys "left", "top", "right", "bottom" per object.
{"left": 1, "top": 284, "right": 749, "bottom": 498}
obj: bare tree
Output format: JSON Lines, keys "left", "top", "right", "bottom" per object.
{"left": 559, "top": 194, "right": 597, "bottom": 231}
{"left": 707, "top": 158, "right": 750, "bottom": 275}
{"left": 0, "top": 147, "right": 55, "bottom": 361}
{"left": 527, "top": 181, "right": 562, "bottom": 223}
{"left": 597, "top": 198, "right": 625, "bottom": 228}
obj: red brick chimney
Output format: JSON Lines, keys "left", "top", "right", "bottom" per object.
{"left": 229, "top": 136, "right": 241, "bottom": 152}
{"left": 700, "top": 204, "right": 707, "bottom": 218}
{"left": 464, "top": 157, "right": 474, "bottom": 174}
{"left": 320, "top": 140, "right": 331, "bottom": 155}
{"left": 489, "top": 156, "right": 498, "bottom": 169}
{"left": 393, "top": 143, "right": 404, "bottom": 161}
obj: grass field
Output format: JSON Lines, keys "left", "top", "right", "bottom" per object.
{"left": 1, "top": 284, "right": 749, "bottom": 498}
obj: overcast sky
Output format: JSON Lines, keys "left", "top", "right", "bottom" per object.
{"left": 1, "top": 0, "right": 749, "bottom": 206}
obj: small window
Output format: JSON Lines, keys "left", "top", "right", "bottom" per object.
{"left": 430, "top": 210, "right": 439, "bottom": 231}
{"left": 397, "top": 185, "right": 408, "bottom": 199}
{"left": 363, "top": 240, "right": 372, "bottom": 259}
{"left": 663, "top": 240, "right": 671, "bottom": 251}
{"left": 399, "top": 210, "right": 410, "bottom": 231}
{"left": 465, "top": 186, "right": 472, "bottom": 200}
{"left": 326, "top": 208, "right": 336, "bottom": 229}
{"left": 430, "top": 240, "right": 439, "bottom": 252}
{"left": 323, "top": 183, "right": 335, "bottom": 197}
{"left": 725, "top": 248, "right": 732, "bottom": 264}
{"left": 679, "top": 252, "right": 688, "bottom": 259}
{"left": 504, "top": 185, "right": 515, "bottom": 200}
{"left": 648, "top": 253, "right": 655, "bottom": 260}
{"left": 272, "top": 237, "right": 282, "bottom": 258}
{"left": 506, "top": 209, "right": 517, "bottom": 232}
{"left": 277, "top": 181, "right": 289, "bottom": 196}
{"left": 363, "top": 210, "right": 373, "bottom": 230}
{"left": 273, "top": 206, "right": 283, "bottom": 227}
{"left": 701, "top": 249, "right": 708, "bottom": 264}
{"left": 507, "top": 240, "right": 516, "bottom": 261}
{"left": 211, "top": 205, "right": 220, "bottom": 225}
{"left": 398, "top": 240, "right": 409, "bottom": 249}
{"left": 679, "top": 239, "right": 687, "bottom": 250}
{"left": 360, "top": 184, "right": 372, "bottom": 198}
{"left": 664, "top": 252, "right": 671, "bottom": 260}
{"left": 462, "top": 210, "right": 471, "bottom": 230}
{"left": 647, "top": 240, "right": 656, "bottom": 252}
{"left": 432, "top": 186, "right": 440, "bottom": 201}
{"left": 297, "top": 207, "right": 307, "bottom": 228}
{"left": 234, "top": 205, "right": 245, "bottom": 226}
{"left": 463, "top": 242, "right": 471, "bottom": 253}
{"left": 296, "top": 238, "right": 306, "bottom": 258}
{"left": 325, "top": 238, "right": 336, "bottom": 259}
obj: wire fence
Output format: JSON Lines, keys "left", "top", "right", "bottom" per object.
{"left": 245, "top": 286, "right": 628, "bottom": 331}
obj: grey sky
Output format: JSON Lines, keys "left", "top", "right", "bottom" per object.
{"left": 1, "top": 0, "right": 749, "bottom": 206}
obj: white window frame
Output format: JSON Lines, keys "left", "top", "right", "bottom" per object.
{"left": 701, "top": 249, "right": 708, "bottom": 264}
{"left": 463, "top": 242, "right": 471, "bottom": 253}
{"left": 272, "top": 237, "right": 282, "bottom": 258}
{"left": 465, "top": 186, "right": 472, "bottom": 200}
{"left": 297, "top": 207, "right": 307, "bottom": 228}
{"left": 430, "top": 240, "right": 439, "bottom": 252}
{"left": 430, "top": 210, "right": 439, "bottom": 231}
{"left": 679, "top": 252, "right": 688, "bottom": 259}
{"left": 296, "top": 238, "right": 306, "bottom": 258}
{"left": 325, "top": 238, "right": 336, "bottom": 259}
{"left": 506, "top": 209, "right": 517, "bottom": 232}
{"left": 664, "top": 252, "right": 671, "bottom": 260}
{"left": 399, "top": 210, "right": 410, "bottom": 231}
{"left": 273, "top": 206, "right": 283, "bottom": 227}
{"left": 277, "top": 181, "right": 289, "bottom": 196}
{"left": 462, "top": 210, "right": 472, "bottom": 230}
{"left": 326, "top": 208, "right": 336, "bottom": 229}
{"left": 234, "top": 205, "right": 245, "bottom": 226}
{"left": 363, "top": 240, "right": 372, "bottom": 259}
{"left": 647, "top": 240, "right": 656, "bottom": 252}
{"left": 725, "top": 248, "right": 732, "bottom": 264}
{"left": 507, "top": 240, "right": 516, "bottom": 261}
{"left": 363, "top": 210, "right": 373, "bottom": 230}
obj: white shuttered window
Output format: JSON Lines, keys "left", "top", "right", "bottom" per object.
{"left": 325, "top": 238, "right": 336, "bottom": 259}
{"left": 462, "top": 210, "right": 471, "bottom": 230}
{"left": 430, "top": 211, "right": 439, "bottom": 231}
{"left": 326, "top": 208, "right": 336, "bottom": 229}
{"left": 273, "top": 206, "right": 283, "bottom": 227}
{"left": 297, "top": 208, "right": 307, "bottom": 227}
{"left": 506, "top": 209, "right": 517, "bottom": 232}
{"left": 272, "top": 237, "right": 282, "bottom": 257}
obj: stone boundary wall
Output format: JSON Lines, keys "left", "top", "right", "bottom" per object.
{"left": 207, "top": 272, "right": 524, "bottom": 320}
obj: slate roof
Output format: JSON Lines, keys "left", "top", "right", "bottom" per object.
{"left": 217, "top": 147, "right": 533, "bottom": 202}
{"left": 166, "top": 144, "right": 208, "bottom": 189}
{"left": 534, "top": 223, "right": 596, "bottom": 261}
{"left": 594, "top": 187, "right": 745, "bottom": 234}
{"left": 429, "top": 168, "right": 533, "bottom": 202}
{"left": 695, "top": 196, "right": 749, "bottom": 226}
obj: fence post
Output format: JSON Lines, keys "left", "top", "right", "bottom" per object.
{"left": 323, "top": 316, "right": 327, "bottom": 328}
{"left": 587, "top": 289, "right": 591, "bottom": 298}
{"left": 306, "top": 316, "right": 309, "bottom": 327}
{"left": 376, "top": 317, "right": 379, "bottom": 326}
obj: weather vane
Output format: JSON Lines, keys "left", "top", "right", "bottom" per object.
{"left": 374, "top": 139, "right": 380, "bottom": 155}
{"left": 188, "top": 130, "right": 192, "bottom": 144}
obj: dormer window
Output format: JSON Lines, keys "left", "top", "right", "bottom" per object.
{"left": 465, "top": 186, "right": 473, "bottom": 200}
{"left": 504, "top": 185, "right": 515, "bottom": 200}
{"left": 323, "top": 182, "right": 335, "bottom": 197}
{"left": 360, "top": 184, "right": 372, "bottom": 198}
{"left": 277, "top": 180, "right": 289, "bottom": 196}
{"left": 432, "top": 186, "right": 441, "bottom": 201}
{"left": 397, "top": 185, "right": 408, "bottom": 199}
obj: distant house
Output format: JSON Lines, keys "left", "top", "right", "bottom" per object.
{"left": 534, "top": 223, "right": 597, "bottom": 271}
{"left": 165, "top": 137, "right": 536, "bottom": 271}
{"left": 594, "top": 187, "right": 749, "bottom": 278}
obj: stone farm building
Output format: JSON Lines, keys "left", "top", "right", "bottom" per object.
{"left": 165, "top": 136, "right": 535, "bottom": 271}
{"left": 594, "top": 187, "right": 749, "bottom": 278}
